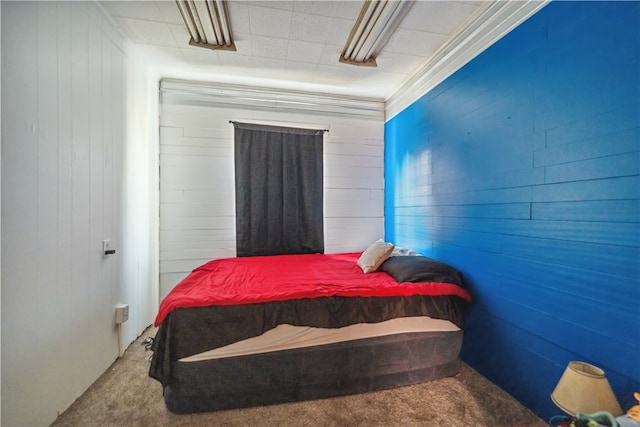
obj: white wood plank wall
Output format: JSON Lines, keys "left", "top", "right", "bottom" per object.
{"left": 159, "top": 103, "right": 385, "bottom": 298}
{"left": 1, "top": 3, "right": 154, "bottom": 426}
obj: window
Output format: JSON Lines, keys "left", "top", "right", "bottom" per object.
{"left": 233, "top": 122, "right": 324, "bottom": 256}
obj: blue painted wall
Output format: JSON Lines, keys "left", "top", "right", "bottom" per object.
{"left": 385, "top": 1, "right": 639, "bottom": 419}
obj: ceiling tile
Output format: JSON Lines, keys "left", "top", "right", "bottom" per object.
{"left": 282, "top": 60, "right": 318, "bottom": 75}
{"left": 325, "top": 17, "right": 354, "bottom": 47}
{"left": 97, "top": 0, "right": 534, "bottom": 100}
{"left": 353, "top": 70, "right": 407, "bottom": 87}
{"left": 216, "top": 52, "right": 255, "bottom": 68}
{"left": 101, "top": 1, "right": 164, "bottom": 21}
{"left": 290, "top": 12, "right": 332, "bottom": 43}
{"left": 286, "top": 40, "right": 325, "bottom": 64}
{"left": 318, "top": 44, "right": 344, "bottom": 67}
{"left": 316, "top": 63, "right": 369, "bottom": 80}
{"left": 156, "top": 1, "right": 184, "bottom": 25}
{"left": 181, "top": 48, "right": 221, "bottom": 66}
{"left": 383, "top": 28, "right": 446, "bottom": 57}
{"left": 310, "top": 66, "right": 350, "bottom": 86}
{"left": 227, "top": 2, "right": 251, "bottom": 34}
{"left": 401, "top": 1, "right": 479, "bottom": 35}
{"left": 375, "top": 52, "right": 425, "bottom": 74}
{"left": 292, "top": 1, "right": 341, "bottom": 17}
{"left": 250, "top": 35, "right": 289, "bottom": 60}
{"left": 169, "top": 24, "right": 191, "bottom": 48}
{"left": 245, "top": 57, "right": 289, "bottom": 75}
{"left": 335, "top": 1, "right": 365, "bottom": 20}
{"left": 248, "top": 5, "right": 292, "bottom": 38}
{"left": 230, "top": 33, "right": 253, "bottom": 55}
{"left": 116, "top": 17, "right": 178, "bottom": 47}
{"left": 247, "top": 1, "right": 294, "bottom": 12}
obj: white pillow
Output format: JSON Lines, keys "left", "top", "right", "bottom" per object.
{"left": 357, "top": 240, "right": 394, "bottom": 273}
{"left": 390, "top": 245, "right": 420, "bottom": 257}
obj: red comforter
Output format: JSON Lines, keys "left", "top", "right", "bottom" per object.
{"left": 155, "top": 252, "right": 471, "bottom": 326}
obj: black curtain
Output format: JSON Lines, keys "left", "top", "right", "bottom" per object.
{"left": 233, "top": 122, "right": 324, "bottom": 257}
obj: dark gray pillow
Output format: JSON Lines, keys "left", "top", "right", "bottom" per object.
{"left": 379, "top": 255, "right": 465, "bottom": 288}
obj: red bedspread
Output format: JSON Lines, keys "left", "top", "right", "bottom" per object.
{"left": 155, "top": 252, "right": 471, "bottom": 326}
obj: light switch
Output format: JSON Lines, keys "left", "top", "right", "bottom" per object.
{"left": 103, "top": 240, "right": 115, "bottom": 256}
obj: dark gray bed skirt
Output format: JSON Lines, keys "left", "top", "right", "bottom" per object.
{"left": 163, "top": 329, "right": 463, "bottom": 414}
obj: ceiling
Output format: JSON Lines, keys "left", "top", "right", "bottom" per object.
{"left": 100, "top": 1, "right": 543, "bottom": 101}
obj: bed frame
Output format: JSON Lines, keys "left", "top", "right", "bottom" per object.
{"left": 149, "top": 253, "right": 469, "bottom": 414}
{"left": 163, "top": 329, "right": 463, "bottom": 413}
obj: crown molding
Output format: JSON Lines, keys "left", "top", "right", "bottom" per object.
{"left": 160, "top": 79, "right": 385, "bottom": 120}
{"left": 385, "top": 0, "right": 551, "bottom": 121}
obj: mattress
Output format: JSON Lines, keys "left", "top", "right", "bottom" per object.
{"left": 150, "top": 252, "right": 470, "bottom": 413}
{"left": 180, "top": 315, "right": 460, "bottom": 362}
{"left": 164, "top": 328, "right": 464, "bottom": 413}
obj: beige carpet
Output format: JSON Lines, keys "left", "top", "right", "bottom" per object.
{"left": 51, "top": 326, "right": 547, "bottom": 427}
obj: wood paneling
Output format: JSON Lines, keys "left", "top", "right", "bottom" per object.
{"left": 1, "top": 3, "right": 152, "bottom": 426}
{"left": 384, "top": 1, "right": 640, "bottom": 419}
{"left": 158, "top": 104, "right": 385, "bottom": 298}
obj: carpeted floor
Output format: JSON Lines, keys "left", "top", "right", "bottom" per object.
{"left": 51, "top": 326, "right": 547, "bottom": 427}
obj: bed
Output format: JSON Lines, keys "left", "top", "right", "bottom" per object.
{"left": 149, "top": 243, "right": 471, "bottom": 414}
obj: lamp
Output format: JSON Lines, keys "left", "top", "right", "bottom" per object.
{"left": 551, "top": 361, "right": 623, "bottom": 417}
{"left": 176, "top": 0, "right": 236, "bottom": 51}
{"left": 340, "top": 0, "right": 414, "bottom": 67}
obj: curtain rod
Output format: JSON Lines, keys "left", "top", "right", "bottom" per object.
{"left": 229, "top": 120, "right": 329, "bottom": 133}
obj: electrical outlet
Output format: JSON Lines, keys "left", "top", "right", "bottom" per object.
{"left": 115, "top": 304, "right": 129, "bottom": 324}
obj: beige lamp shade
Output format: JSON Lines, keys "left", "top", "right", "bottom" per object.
{"left": 551, "top": 361, "right": 623, "bottom": 416}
